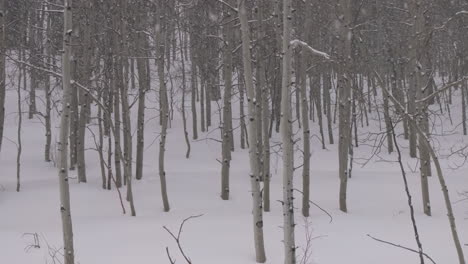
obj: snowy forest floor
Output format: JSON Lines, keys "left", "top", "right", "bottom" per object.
{"left": 1, "top": 83, "right": 468, "bottom": 264}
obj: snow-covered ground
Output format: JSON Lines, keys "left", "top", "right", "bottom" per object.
{"left": 1, "top": 81, "right": 467, "bottom": 264}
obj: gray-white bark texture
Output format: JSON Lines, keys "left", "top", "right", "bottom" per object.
{"left": 156, "top": 7, "right": 170, "bottom": 212}
{"left": 337, "top": 0, "right": 352, "bottom": 213}
{"left": 238, "top": 0, "right": 266, "bottom": 262}
{"left": 280, "top": 0, "right": 296, "bottom": 263}
{"left": 58, "top": 1, "right": 76, "bottom": 263}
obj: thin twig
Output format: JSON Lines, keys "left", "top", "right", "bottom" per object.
{"left": 367, "top": 234, "right": 437, "bottom": 264}
{"left": 163, "top": 214, "right": 203, "bottom": 264}
{"left": 294, "top": 189, "right": 333, "bottom": 223}
{"left": 166, "top": 247, "right": 176, "bottom": 264}
{"left": 391, "top": 120, "right": 426, "bottom": 264}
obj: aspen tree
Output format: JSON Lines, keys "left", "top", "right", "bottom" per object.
{"left": 156, "top": 0, "right": 170, "bottom": 212}
{"left": 221, "top": 2, "right": 234, "bottom": 200}
{"left": 58, "top": 0, "right": 76, "bottom": 262}
{"left": 299, "top": 54, "right": 310, "bottom": 217}
{"left": 255, "top": 0, "right": 271, "bottom": 212}
{"left": 16, "top": 48, "right": 22, "bottom": 192}
{"left": 238, "top": 0, "right": 266, "bottom": 261}
{"left": 281, "top": 0, "right": 296, "bottom": 262}
{"left": 135, "top": 7, "right": 150, "bottom": 180}
{"left": 190, "top": 47, "right": 198, "bottom": 140}
{"left": 177, "top": 16, "right": 191, "bottom": 159}
{"left": 409, "top": 0, "right": 431, "bottom": 216}
{"left": 44, "top": 2, "right": 52, "bottom": 162}
{"left": 337, "top": 0, "right": 353, "bottom": 213}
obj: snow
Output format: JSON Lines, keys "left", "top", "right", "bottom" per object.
{"left": 1, "top": 74, "right": 467, "bottom": 264}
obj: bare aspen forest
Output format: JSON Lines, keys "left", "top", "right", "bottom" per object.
{"left": 1, "top": 0, "right": 468, "bottom": 264}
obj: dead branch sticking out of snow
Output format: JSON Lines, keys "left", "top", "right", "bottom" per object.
{"left": 164, "top": 214, "right": 203, "bottom": 264}
{"left": 367, "top": 234, "right": 436, "bottom": 264}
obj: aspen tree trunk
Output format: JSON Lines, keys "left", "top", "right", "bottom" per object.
{"left": 121, "top": 56, "right": 132, "bottom": 188}
{"left": 135, "top": 31, "right": 149, "bottom": 180}
{"left": 117, "top": 0, "right": 136, "bottom": 216}
{"left": 239, "top": 69, "right": 247, "bottom": 149}
{"left": 108, "top": 2, "right": 122, "bottom": 188}
{"left": 409, "top": 0, "right": 431, "bottom": 216}
{"left": 104, "top": 48, "right": 113, "bottom": 189}
{"left": 376, "top": 0, "right": 394, "bottom": 153}
{"left": 256, "top": 0, "right": 270, "bottom": 212}
{"left": 107, "top": 128, "right": 113, "bottom": 190}
{"left": 113, "top": 72, "right": 123, "bottom": 187}
{"left": 337, "top": 0, "right": 352, "bottom": 213}
{"left": 16, "top": 55, "right": 22, "bottom": 192}
{"left": 44, "top": 5, "right": 52, "bottom": 162}
{"left": 273, "top": 0, "right": 283, "bottom": 134}
{"left": 238, "top": 0, "right": 266, "bottom": 261}
{"left": 462, "top": 74, "right": 467, "bottom": 134}
{"left": 77, "top": 2, "right": 93, "bottom": 183}
{"left": 28, "top": 10, "right": 37, "bottom": 120}
{"left": 156, "top": 9, "right": 170, "bottom": 212}
{"left": 309, "top": 77, "right": 314, "bottom": 121}
{"left": 280, "top": 0, "right": 296, "bottom": 262}
{"left": 311, "top": 75, "right": 326, "bottom": 149}
{"left": 21, "top": 14, "right": 27, "bottom": 94}
{"left": 69, "top": 59, "right": 78, "bottom": 170}
{"left": 0, "top": 0, "right": 4, "bottom": 152}
{"left": 190, "top": 50, "right": 198, "bottom": 140}
{"left": 262, "top": 70, "right": 271, "bottom": 211}
{"left": 130, "top": 59, "right": 135, "bottom": 90}
{"left": 200, "top": 80, "right": 206, "bottom": 132}
{"left": 103, "top": 37, "right": 112, "bottom": 138}
{"left": 295, "top": 81, "right": 301, "bottom": 129}
{"left": 221, "top": 6, "right": 233, "bottom": 200}
{"left": 407, "top": 2, "right": 418, "bottom": 159}
{"left": 382, "top": 89, "right": 394, "bottom": 152}
{"left": 351, "top": 81, "right": 358, "bottom": 148}
{"left": 299, "top": 53, "right": 310, "bottom": 218}
{"left": 58, "top": 1, "right": 76, "bottom": 262}
{"left": 119, "top": 0, "right": 132, "bottom": 189}
{"left": 256, "top": 69, "right": 264, "bottom": 183}
{"left": 254, "top": 9, "right": 264, "bottom": 182}
{"left": 97, "top": 104, "right": 107, "bottom": 189}
{"left": 324, "top": 72, "right": 334, "bottom": 144}
{"left": 206, "top": 73, "right": 212, "bottom": 129}
{"left": 178, "top": 25, "right": 191, "bottom": 158}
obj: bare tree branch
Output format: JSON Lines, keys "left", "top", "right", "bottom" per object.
{"left": 163, "top": 214, "right": 203, "bottom": 264}
{"left": 367, "top": 234, "right": 437, "bottom": 264}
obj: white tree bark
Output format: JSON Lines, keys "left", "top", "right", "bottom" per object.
{"left": 16, "top": 50, "right": 22, "bottom": 192}
{"left": 299, "top": 54, "right": 310, "bottom": 218}
{"left": 255, "top": 0, "right": 270, "bottom": 212}
{"left": 177, "top": 21, "right": 191, "bottom": 159}
{"left": 58, "top": 1, "right": 76, "bottom": 263}
{"left": 411, "top": 0, "right": 432, "bottom": 216}
{"left": 156, "top": 8, "right": 170, "bottom": 212}
{"left": 221, "top": 7, "right": 233, "bottom": 200}
{"left": 238, "top": 0, "right": 266, "bottom": 262}
{"left": 337, "top": 0, "right": 352, "bottom": 213}
{"left": 281, "top": 0, "right": 296, "bottom": 263}
{"left": 190, "top": 48, "right": 198, "bottom": 140}
{"left": 44, "top": 3, "right": 52, "bottom": 162}
{"left": 135, "top": 33, "right": 148, "bottom": 180}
